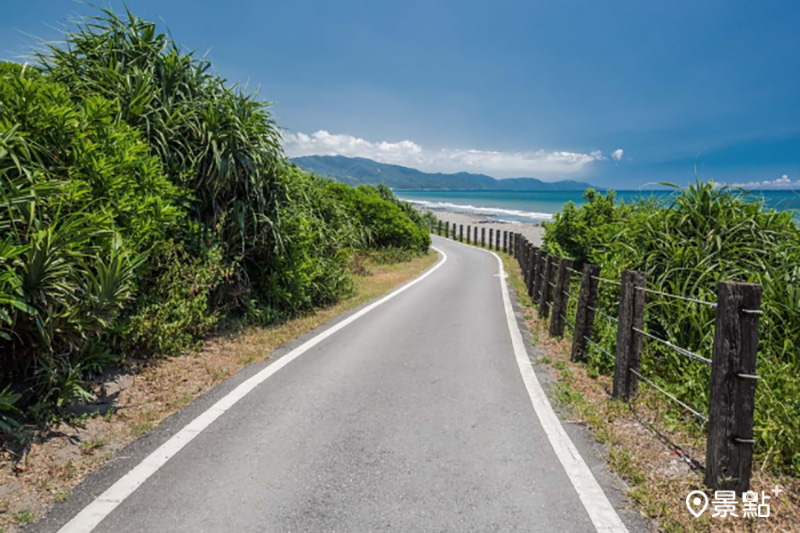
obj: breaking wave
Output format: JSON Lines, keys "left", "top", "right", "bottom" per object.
{"left": 401, "top": 199, "right": 554, "bottom": 222}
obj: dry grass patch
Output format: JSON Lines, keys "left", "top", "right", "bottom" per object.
{"left": 500, "top": 253, "right": 799, "bottom": 532}
{"left": 0, "top": 251, "right": 437, "bottom": 532}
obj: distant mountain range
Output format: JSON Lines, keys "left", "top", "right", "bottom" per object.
{"left": 291, "top": 155, "right": 597, "bottom": 191}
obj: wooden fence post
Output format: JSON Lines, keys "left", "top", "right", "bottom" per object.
{"left": 571, "top": 264, "right": 601, "bottom": 362}
{"left": 538, "top": 255, "right": 557, "bottom": 319}
{"left": 503, "top": 231, "right": 508, "bottom": 253}
{"left": 521, "top": 239, "right": 529, "bottom": 284}
{"left": 445, "top": 221, "right": 450, "bottom": 238}
{"left": 459, "top": 224, "right": 463, "bottom": 242}
{"left": 526, "top": 245, "right": 536, "bottom": 298}
{"left": 529, "top": 248, "right": 540, "bottom": 302}
{"left": 549, "top": 258, "right": 574, "bottom": 337}
{"left": 489, "top": 228, "right": 493, "bottom": 249}
{"left": 705, "top": 282, "right": 761, "bottom": 493}
{"left": 613, "top": 270, "right": 647, "bottom": 400}
{"left": 533, "top": 251, "right": 547, "bottom": 303}
{"left": 481, "top": 227, "right": 486, "bottom": 247}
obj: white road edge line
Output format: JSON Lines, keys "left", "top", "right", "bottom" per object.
{"left": 484, "top": 243, "right": 629, "bottom": 533}
{"left": 58, "top": 246, "right": 448, "bottom": 533}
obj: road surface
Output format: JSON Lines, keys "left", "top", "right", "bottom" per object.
{"left": 40, "top": 236, "right": 642, "bottom": 532}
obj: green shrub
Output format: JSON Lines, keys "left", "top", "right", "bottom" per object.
{"left": 0, "top": 68, "right": 180, "bottom": 413}
{"left": 38, "top": 9, "right": 283, "bottom": 274}
{"left": 251, "top": 169, "right": 362, "bottom": 318}
{"left": 122, "top": 241, "right": 230, "bottom": 356}
{"left": 0, "top": 7, "right": 432, "bottom": 434}
{"left": 327, "top": 183, "right": 431, "bottom": 252}
{"left": 543, "top": 182, "right": 800, "bottom": 475}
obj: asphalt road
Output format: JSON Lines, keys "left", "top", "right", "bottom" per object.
{"left": 41, "top": 236, "right": 644, "bottom": 532}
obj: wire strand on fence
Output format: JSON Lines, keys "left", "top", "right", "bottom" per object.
{"left": 561, "top": 313, "right": 575, "bottom": 330}
{"left": 566, "top": 266, "right": 581, "bottom": 275}
{"left": 629, "top": 368, "right": 709, "bottom": 424}
{"left": 563, "top": 289, "right": 578, "bottom": 301}
{"left": 634, "top": 286, "right": 717, "bottom": 308}
{"left": 548, "top": 281, "right": 556, "bottom": 288}
{"left": 583, "top": 336, "right": 616, "bottom": 362}
{"left": 632, "top": 327, "right": 712, "bottom": 365}
{"left": 591, "top": 275, "right": 622, "bottom": 286}
{"left": 587, "top": 305, "right": 618, "bottom": 324}
{"left": 741, "top": 309, "right": 763, "bottom": 315}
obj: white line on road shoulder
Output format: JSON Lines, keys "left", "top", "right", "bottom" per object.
{"left": 58, "top": 247, "right": 448, "bottom": 533}
{"left": 475, "top": 242, "right": 629, "bottom": 532}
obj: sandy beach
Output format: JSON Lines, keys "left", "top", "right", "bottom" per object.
{"left": 418, "top": 208, "right": 545, "bottom": 246}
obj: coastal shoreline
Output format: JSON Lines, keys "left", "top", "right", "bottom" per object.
{"left": 415, "top": 208, "right": 545, "bottom": 245}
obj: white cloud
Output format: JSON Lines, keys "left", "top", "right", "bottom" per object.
{"left": 283, "top": 130, "right": 615, "bottom": 178}
{"left": 720, "top": 174, "right": 800, "bottom": 189}
{"left": 611, "top": 149, "right": 624, "bottom": 161}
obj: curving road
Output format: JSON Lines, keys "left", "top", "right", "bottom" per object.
{"left": 39, "top": 236, "right": 643, "bottom": 532}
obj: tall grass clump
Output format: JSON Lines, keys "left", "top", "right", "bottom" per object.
{"left": 543, "top": 182, "right": 800, "bottom": 475}
{"left": 0, "top": 8, "right": 430, "bottom": 434}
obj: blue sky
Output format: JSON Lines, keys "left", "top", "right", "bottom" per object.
{"left": 2, "top": 1, "right": 800, "bottom": 188}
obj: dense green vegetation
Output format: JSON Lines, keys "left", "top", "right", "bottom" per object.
{"left": 0, "top": 9, "right": 430, "bottom": 434}
{"left": 543, "top": 183, "right": 800, "bottom": 475}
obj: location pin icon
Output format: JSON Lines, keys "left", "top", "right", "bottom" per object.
{"left": 686, "top": 490, "right": 709, "bottom": 517}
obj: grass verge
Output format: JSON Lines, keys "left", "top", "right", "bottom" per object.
{"left": 0, "top": 251, "right": 438, "bottom": 532}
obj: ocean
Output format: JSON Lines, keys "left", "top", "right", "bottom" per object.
{"left": 397, "top": 189, "right": 800, "bottom": 223}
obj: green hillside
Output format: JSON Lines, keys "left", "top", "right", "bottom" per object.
{"left": 291, "top": 155, "right": 597, "bottom": 190}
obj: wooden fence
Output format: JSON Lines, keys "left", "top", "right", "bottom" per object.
{"left": 434, "top": 223, "right": 763, "bottom": 493}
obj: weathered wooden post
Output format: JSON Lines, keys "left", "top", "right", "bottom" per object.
{"left": 489, "top": 229, "right": 494, "bottom": 249}
{"left": 502, "top": 231, "right": 507, "bottom": 253}
{"left": 613, "top": 270, "right": 647, "bottom": 400}
{"left": 705, "top": 282, "right": 761, "bottom": 493}
{"left": 481, "top": 227, "right": 486, "bottom": 247}
{"left": 459, "top": 224, "right": 463, "bottom": 242}
{"left": 534, "top": 251, "right": 547, "bottom": 303}
{"left": 467, "top": 225, "right": 471, "bottom": 243}
{"left": 571, "top": 264, "right": 601, "bottom": 362}
{"left": 445, "top": 221, "right": 450, "bottom": 238}
{"left": 521, "top": 239, "right": 528, "bottom": 283}
{"left": 524, "top": 244, "right": 534, "bottom": 293}
{"left": 524, "top": 242, "right": 533, "bottom": 287}
{"left": 528, "top": 248, "right": 540, "bottom": 301}
{"left": 495, "top": 229, "right": 500, "bottom": 251}
{"left": 538, "top": 255, "right": 557, "bottom": 319}
{"left": 549, "top": 258, "right": 574, "bottom": 337}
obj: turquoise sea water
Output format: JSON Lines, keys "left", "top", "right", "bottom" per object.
{"left": 397, "top": 189, "right": 800, "bottom": 223}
